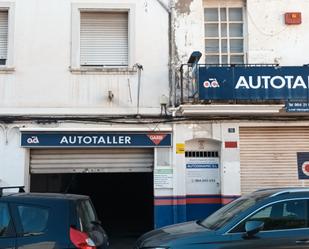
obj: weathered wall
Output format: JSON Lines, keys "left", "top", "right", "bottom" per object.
{"left": 0, "top": 0, "right": 169, "bottom": 115}
{"left": 173, "top": 0, "right": 204, "bottom": 65}
{"left": 247, "top": 0, "right": 309, "bottom": 65}
{"left": 174, "top": 0, "right": 309, "bottom": 66}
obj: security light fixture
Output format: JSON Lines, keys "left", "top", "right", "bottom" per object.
{"left": 188, "top": 51, "right": 202, "bottom": 66}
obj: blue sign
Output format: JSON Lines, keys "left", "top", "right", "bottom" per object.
{"left": 21, "top": 132, "right": 172, "bottom": 147}
{"left": 198, "top": 66, "right": 309, "bottom": 100}
{"left": 186, "top": 164, "right": 219, "bottom": 169}
{"left": 297, "top": 152, "right": 309, "bottom": 179}
{"left": 286, "top": 101, "right": 309, "bottom": 112}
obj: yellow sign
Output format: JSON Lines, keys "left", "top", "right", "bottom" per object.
{"left": 176, "top": 143, "right": 185, "bottom": 154}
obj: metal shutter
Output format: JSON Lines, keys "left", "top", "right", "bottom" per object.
{"left": 240, "top": 127, "right": 309, "bottom": 194}
{"left": 30, "top": 148, "right": 153, "bottom": 174}
{"left": 0, "top": 11, "right": 8, "bottom": 60}
{"left": 80, "top": 12, "right": 128, "bottom": 66}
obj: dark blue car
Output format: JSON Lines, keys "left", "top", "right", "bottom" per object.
{"left": 135, "top": 188, "right": 309, "bottom": 249}
{"left": 0, "top": 186, "right": 109, "bottom": 249}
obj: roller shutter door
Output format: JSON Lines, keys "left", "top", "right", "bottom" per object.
{"left": 30, "top": 148, "right": 153, "bottom": 174}
{"left": 0, "top": 11, "right": 8, "bottom": 61}
{"left": 240, "top": 127, "right": 309, "bottom": 194}
{"left": 80, "top": 12, "right": 128, "bottom": 66}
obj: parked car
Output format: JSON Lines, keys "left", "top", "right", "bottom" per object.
{"left": 0, "top": 186, "right": 109, "bottom": 249}
{"left": 135, "top": 187, "right": 309, "bottom": 249}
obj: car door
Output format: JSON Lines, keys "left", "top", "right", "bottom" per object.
{"left": 0, "top": 202, "right": 16, "bottom": 249}
{"left": 12, "top": 203, "right": 56, "bottom": 249}
{"left": 226, "top": 198, "right": 309, "bottom": 249}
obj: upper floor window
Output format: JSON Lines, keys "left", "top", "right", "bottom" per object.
{"left": 80, "top": 11, "right": 128, "bottom": 67}
{"left": 204, "top": 7, "right": 244, "bottom": 64}
{"left": 0, "top": 10, "right": 8, "bottom": 66}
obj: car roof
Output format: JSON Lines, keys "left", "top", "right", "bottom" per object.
{"left": 0, "top": 192, "right": 89, "bottom": 201}
{"left": 251, "top": 187, "right": 309, "bottom": 198}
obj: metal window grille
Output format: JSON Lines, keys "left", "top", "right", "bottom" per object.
{"left": 185, "top": 151, "right": 219, "bottom": 158}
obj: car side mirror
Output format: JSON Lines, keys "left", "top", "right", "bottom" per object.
{"left": 243, "top": 220, "right": 264, "bottom": 238}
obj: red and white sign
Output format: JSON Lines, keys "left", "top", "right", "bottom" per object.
{"left": 302, "top": 161, "right": 309, "bottom": 176}
{"left": 147, "top": 134, "right": 167, "bottom": 145}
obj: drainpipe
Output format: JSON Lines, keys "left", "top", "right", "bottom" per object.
{"left": 155, "top": 0, "right": 175, "bottom": 107}
{"left": 135, "top": 63, "right": 143, "bottom": 116}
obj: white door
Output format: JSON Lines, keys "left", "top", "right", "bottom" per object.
{"left": 185, "top": 151, "right": 220, "bottom": 195}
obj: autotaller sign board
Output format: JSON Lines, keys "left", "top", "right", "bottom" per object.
{"left": 21, "top": 132, "right": 172, "bottom": 147}
{"left": 198, "top": 66, "right": 309, "bottom": 100}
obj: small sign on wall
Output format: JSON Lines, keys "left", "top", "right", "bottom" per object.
{"left": 154, "top": 167, "right": 173, "bottom": 189}
{"left": 176, "top": 143, "right": 185, "bottom": 154}
{"left": 297, "top": 152, "right": 309, "bottom": 179}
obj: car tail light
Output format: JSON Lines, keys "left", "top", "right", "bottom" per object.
{"left": 70, "top": 227, "right": 96, "bottom": 249}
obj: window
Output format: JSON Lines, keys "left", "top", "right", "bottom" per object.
{"left": 204, "top": 7, "right": 244, "bottom": 64}
{"left": 17, "top": 205, "right": 49, "bottom": 236}
{"left": 231, "top": 199, "right": 309, "bottom": 233}
{"left": 80, "top": 11, "right": 128, "bottom": 67}
{"left": 0, "top": 10, "right": 8, "bottom": 66}
{"left": 0, "top": 203, "right": 12, "bottom": 237}
{"left": 77, "top": 200, "right": 97, "bottom": 233}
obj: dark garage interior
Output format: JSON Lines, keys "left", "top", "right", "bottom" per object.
{"left": 31, "top": 172, "right": 154, "bottom": 249}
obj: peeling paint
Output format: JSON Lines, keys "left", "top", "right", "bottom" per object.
{"left": 175, "top": 0, "right": 194, "bottom": 15}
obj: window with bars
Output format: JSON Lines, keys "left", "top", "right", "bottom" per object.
{"left": 204, "top": 7, "right": 244, "bottom": 65}
{"left": 185, "top": 151, "right": 219, "bottom": 158}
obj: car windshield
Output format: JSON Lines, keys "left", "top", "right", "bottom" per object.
{"left": 200, "top": 191, "right": 270, "bottom": 230}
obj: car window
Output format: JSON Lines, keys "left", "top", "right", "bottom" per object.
{"left": 0, "top": 203, "right": 12, "bottom": 237}
{"left": 200, "top": 191, "right": 269, "bottom": 230}
{"left": 231, "top": 199, "right": 308, "bottom": 233}
{"left": 17, "top": 205, "right": 49, "bottom": 236}
{"left": 77, "top": 199, "right": 97, "bottom": 233}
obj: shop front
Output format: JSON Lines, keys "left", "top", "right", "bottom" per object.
{"left": 20, "top": 129, "right": 172, "bottom": 242}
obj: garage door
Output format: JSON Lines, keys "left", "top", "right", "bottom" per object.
{"left": 30, "top": 148, "right": 154, "bottom": 174}
{"left": 240, "top": 127, "right": 309, "bottom": 194}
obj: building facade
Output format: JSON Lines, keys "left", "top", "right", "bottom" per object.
{"left": 1, "top": 0, "right": 309, "bottom": 234}
{"left": 170, "top": 0, "right": 309, "bottom": 225}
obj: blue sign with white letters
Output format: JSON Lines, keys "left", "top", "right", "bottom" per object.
{"left": 198, "top": 66, "right": 309, "bottom": 100}
{"left": 286, "top": 101, "right": 309, "bottom": 112}
{"left": 21, "top": 132, "right": 172, "bottom": 147}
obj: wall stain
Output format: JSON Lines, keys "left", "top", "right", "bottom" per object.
{"left": 175, "top": 0, "right": 193, "bottom": 15}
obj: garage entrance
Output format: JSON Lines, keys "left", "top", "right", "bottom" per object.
{"left": 29, "top": 148, "right": 154, "bottom": 249}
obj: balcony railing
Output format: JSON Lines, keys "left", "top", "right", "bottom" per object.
{"left": 175, "top": 64, "right": 309, "bottom": 106}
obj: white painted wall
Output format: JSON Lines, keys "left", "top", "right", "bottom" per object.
{"left": 174, "top": 0, "right": 309, "bottom": 66}
{"left": 0, "top": 0, "right": 169, "bottom": 115}
{"left": 173, "top": 122, "right": 241, "bottom": 197}
{"left": 0, "top": 125, "right": 28, "bottom": 188}
{"left": 173, "top": 0, "right": 204, "bottom": 65}
{"left": 247, "top": 0, "right": 309, "bottom": 65}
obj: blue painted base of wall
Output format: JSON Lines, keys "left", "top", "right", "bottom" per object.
{"left": 154, "top": 204, "right": 187, "bottom": 228}
{"left": 154, "top": 195, "right": 239, "bottom": 228}
{"left": 186, "top": 203, "right": 222, "bottom": 221}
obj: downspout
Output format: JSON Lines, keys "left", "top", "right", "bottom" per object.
{"left": 155, "top": 0, "right": 179, "bottom": 226}
{"left": 155, "top": 0, "right": 175, "bottom": 107}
